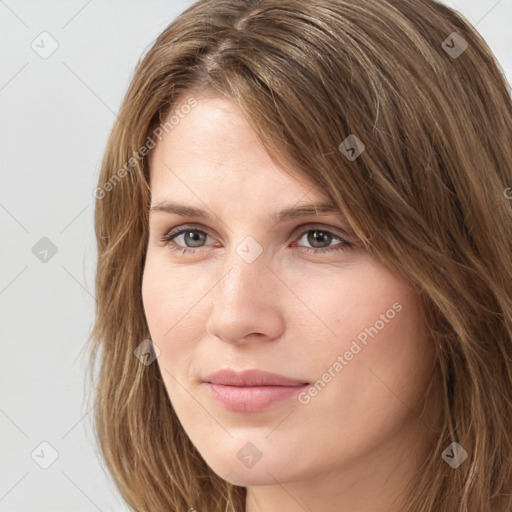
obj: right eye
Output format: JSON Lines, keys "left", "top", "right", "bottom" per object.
{"left": 160, "top": 225, "right": 218, "bottom": 254}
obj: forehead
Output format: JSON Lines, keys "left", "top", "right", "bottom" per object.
{"left": 148, "top": 93, "right": 329, "bottom": 208}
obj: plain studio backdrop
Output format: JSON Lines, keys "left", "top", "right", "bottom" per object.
{"left": 0, "top": 1, "right": 510, "bottom": 510}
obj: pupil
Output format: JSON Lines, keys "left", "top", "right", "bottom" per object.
{"left": 308, "top": 230, "right": 331, "bottom": 248}
{"left": 185, "top": 231, "right": 205, "bottom": 247}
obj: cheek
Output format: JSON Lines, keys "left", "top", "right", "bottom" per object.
{"left": 294, "top": 259, "right": 432, "bottom": 404}
{"left": 291, "top": 258, "right": 414, "bottom": 350}
{"left": 141, "top": 253, "right": 210, "bottom": 380}
{"left": 141, "top": 259, "right": 170, "bottom": 339}
{"left": 141, "top": 253, "right": 203, "bottom": 338}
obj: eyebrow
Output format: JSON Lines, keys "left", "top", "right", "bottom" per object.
{"left": 149, "top": 201, "right": 342, "bottom": 224}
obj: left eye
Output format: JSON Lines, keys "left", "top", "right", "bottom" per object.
{"left": 160, "top": 225, "right": 354, "bottom": 254}
{"left": 295, "top": 228, "right": 345, "bottom": 252}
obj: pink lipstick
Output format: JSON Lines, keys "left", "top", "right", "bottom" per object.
{"left": 203, "top": 368, "right": 309, "bottom": 412}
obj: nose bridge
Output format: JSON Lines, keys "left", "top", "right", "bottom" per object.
{"left": 216, "top": 242, "right": 269, "bottom": 309}
{"left": 206, "top": 241, "right": 283, "bottom": 342}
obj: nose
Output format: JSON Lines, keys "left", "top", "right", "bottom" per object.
{"left": 204, "top": 248, "right": 285, "bottom": 345}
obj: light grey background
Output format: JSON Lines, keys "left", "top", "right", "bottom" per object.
{"left": 1, "top": 1, "right": 510, "bottom": 510}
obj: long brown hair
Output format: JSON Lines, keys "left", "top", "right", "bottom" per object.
{"left": 86, "top": 0, "right": 512, "bottom": 510}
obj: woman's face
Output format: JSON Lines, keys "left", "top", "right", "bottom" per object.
{"left": 142, "top": 92, "right": 438, "bottom": 496}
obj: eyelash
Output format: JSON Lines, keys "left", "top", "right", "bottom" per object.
{"left": 158, "top": 223, "right": 355, "bottom": 255}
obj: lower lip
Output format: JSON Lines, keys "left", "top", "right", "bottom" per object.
{"left": 206, "top": 383, "right": 308, "bottom": 412}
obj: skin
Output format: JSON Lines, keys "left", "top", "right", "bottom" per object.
{"left": 142, "top": 92, "right": 441, "bottom": 512}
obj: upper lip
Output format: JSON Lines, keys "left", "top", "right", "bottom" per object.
{"left": 204, "top": 369, "right": 309, "bottom": 387}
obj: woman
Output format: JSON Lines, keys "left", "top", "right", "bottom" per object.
{"left": 87, "top": 0, "right": 512, "bottom": 510}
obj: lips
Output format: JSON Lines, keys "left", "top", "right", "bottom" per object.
{"left": 203, "top": 368, "right": 309, "bottom": 387}
{"left": 202, "top": 369, "right": 310, "bottom": 412}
